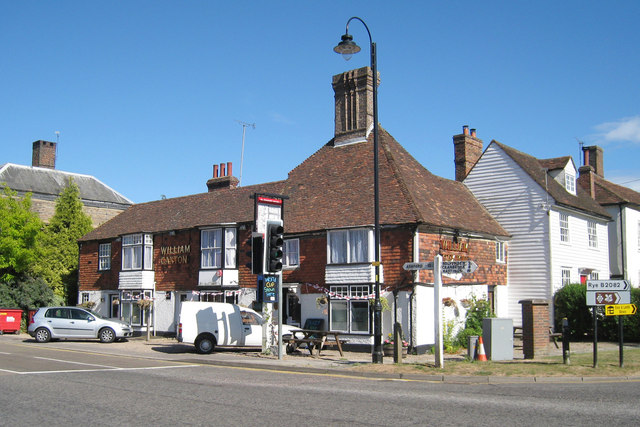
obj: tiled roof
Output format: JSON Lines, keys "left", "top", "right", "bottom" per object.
{"left": 79, "top": 181, "right": 285, "bottom": 241}
{"left": 493, "top": 142, "right": 610, "bottom": 219}
{"left": 591, "top": 174, "right": 640, "bottom": 207}
{"left": 0, "top": 163, "right": 132, "bottom": 207}
{"left": 283, "top": 128, "right": 509, "bottom": 237}
{"left": 538, "top": 156, "right": 572, "bottom": 171}
{"left": 80, "top": 128, "right": 509, "bottom": 241}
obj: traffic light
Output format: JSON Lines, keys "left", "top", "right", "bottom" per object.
{"left": 266, "top": 219, "right": 284, "bottom": 273}
{"left": 251, "top": 232, "right": 264, "bottom": 275}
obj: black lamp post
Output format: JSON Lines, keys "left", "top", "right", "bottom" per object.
{"left": 334, "top": 17, "right": 383, "bottom": 363}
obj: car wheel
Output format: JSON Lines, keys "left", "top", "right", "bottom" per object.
{"left": 195, "top": 335, "right": 215, "bottom": 354}
{"left": 99, "top": 328, "right": 116, "bottom": 343}
{"left": 34, "top": 328, "right": 51, "bottom": 343}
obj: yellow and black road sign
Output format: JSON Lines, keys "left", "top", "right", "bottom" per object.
{"left": 605, "top": 304, "right": 637, "bottom": 316}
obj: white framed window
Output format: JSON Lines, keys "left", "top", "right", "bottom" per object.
{"left": 122, "top": 234, "right": 153, "bottom": 270}
{"left": 565, "top": 172, "right": 576, "bottom": 194}
{"left": 329, "top": 285, "right": 370, "bottom": 334}
{"left": 496, "top": 241, "right": 506, "bottom": 263}
{"left": 588, "top": 221, "right": 598, "bottom": 248}
{"left": 283, "top": 239, "right": 299, "bottom": 267}
{"left": 561, "top": 268, "right": 571, "bottom": 286}
{"left": 559, "top": 213, "right": 569, "bottom": 243}
{"left": 120, "top": 290, "right": 152, "bottom": 326}
{"left": 589, "top": 271, "right": 599, "bottom": 280}
{"left": 99, "top": 243, "right": 111, "bottom": 270}
{"left": 201, "top": 227, "right": 237, "bottom": 269}
{"left": 328, "top": 229, "right": 370, "bottom": 264}
{"left": 81, "top": 293, "right": 89, "bottom": 304}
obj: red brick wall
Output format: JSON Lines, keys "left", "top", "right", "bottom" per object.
{"left": 417, "top": 233, "right": 507, "bottom": 286}
{"left": 284, "top": 235, "right": 327, "bottom": 290}
{"left": 380, "top": 227, "right": 414, "bottom": 287}
{"left": 154, "top": 230, "right": 200, "bottom": 291}
{"left": 79, "top": 240, "right": 121, "bottom": 291}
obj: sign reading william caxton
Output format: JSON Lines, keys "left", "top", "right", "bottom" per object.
{"left": 159, "top": 245, "right": 191, "bottom": 265}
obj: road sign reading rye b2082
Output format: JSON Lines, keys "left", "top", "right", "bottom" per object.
{"left": 586, "top": 279, "right": 631, "bottom": 306}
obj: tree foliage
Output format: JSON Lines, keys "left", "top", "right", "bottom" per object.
{"left": 0, "top": 274, "right": 57, "bottom": 328}
{"left": 0, "top": 184, "right": 44, "bottom": 282}
{"left": 32, "top": 178, "right": 93, "bottom": 304}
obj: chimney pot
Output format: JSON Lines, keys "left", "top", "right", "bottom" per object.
{"left": 213, "top": 164, "right": 219, "bottom": 178}
{"left": 463, "top": 125, "right": 469, "bottom": 136}
{"left": 220, "top": 163, "right": 226, "bottom": 177}
{"left": 227, "top": 162, "right": 232, "bottom": 177}
{"left": 470, "top": 129, "right": 477, "bottom": 138}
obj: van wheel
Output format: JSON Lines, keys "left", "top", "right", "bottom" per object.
{"left": 35, "top": 328, "right": 51, "bottom": 343}
{"left": 195, "top": 335, "right": 215, "bottom": 354}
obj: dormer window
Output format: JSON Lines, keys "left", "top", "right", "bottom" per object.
{"left": 565, "top": 172, "right": 576, "bottom": 194}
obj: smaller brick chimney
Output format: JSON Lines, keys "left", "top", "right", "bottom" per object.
{"left": 453, "top": 125, "right": 483, "bottom": 181}
{"left": 577, "top": 165, "right": 596, "bottom": 199}
{"left": 582, "top": 145, "right": 604, "bottom": 177}
{"left": 32, "top": 140, "right": 57, "bottom": 169}
{"left": 206, "top": 162, "right": 239, "bottom": 192}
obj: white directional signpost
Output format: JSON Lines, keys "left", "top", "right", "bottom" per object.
{"left": 403, "top": 258, "right": 478, "bottom": 368}
{"left": 586, "top": 279, "right": 632, "bottom": 367}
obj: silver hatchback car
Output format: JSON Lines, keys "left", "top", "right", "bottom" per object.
{"left": 28, "top": 307, "right": 133, "bottom": 343}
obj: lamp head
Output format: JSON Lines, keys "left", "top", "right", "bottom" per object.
{"left": 333, "top": 33, "right": 361, "bottom": 61}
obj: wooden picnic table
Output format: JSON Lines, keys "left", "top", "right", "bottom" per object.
{"left": 286, "top": 329, "right": 346, "bottom": 357}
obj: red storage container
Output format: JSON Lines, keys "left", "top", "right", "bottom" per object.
{"left": 0, "top": 308, "right": 23, "bottom": 333}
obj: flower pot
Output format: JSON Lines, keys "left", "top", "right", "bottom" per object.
{"left": 383, "top": 346, "right": 407, "bottom": 358}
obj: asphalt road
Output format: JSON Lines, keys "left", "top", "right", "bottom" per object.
{"left": 2, "top": 339, "right": 640, "bottom": 426}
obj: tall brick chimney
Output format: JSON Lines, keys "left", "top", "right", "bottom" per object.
{"left": 206, "top": 162, "right": 239, "bottom": 192}
{"left": 453, "top": 125, "right": 483, "bottom": 181}
{"left": 332, "top": 66, "right": 380, "bottom": 146}
{"left": 32, "top": 140, "right": 57, "bottom": 169}
{"left": 582, "top": 145, "right": 604, "bottom": 177}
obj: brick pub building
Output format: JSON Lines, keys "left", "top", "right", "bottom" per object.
{"left": 78, "top": 67, "right": 509, "bottom": 352}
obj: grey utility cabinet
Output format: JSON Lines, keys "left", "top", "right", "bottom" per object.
{"left": 482, "top": 318, "right": 513, "bottom": 361}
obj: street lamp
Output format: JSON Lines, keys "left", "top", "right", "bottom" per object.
{"left": 334, "top": 17, "right": 383, "bottom": 364}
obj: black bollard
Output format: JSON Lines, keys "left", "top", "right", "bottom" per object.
{"left": 562, "top": 317, "right": 570, "bottom": 365}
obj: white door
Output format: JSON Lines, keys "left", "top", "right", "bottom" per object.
{"left": 240, "top": 310, "right": 262, "bottom": 346}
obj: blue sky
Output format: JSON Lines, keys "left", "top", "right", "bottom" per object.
{"left": 2, "top": 1, "right": 639, "bottom": 203}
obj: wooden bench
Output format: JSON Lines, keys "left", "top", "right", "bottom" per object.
{"left": 513, "top": 326, "right": 562, "bottom": 349}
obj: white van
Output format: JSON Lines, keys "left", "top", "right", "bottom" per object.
{"left": 177, "top": 302, "right": 298, "bottom": 354}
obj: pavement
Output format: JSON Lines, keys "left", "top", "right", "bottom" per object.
{"left": 2, "top": 332, "right": 639, "bottom": 383}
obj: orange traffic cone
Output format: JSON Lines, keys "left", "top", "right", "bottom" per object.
{"left": 476, "top": 336, "right": 488, "bottom": 362}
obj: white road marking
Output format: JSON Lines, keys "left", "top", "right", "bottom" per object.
{"left": 0, "top": 364, "right": 200, "bottom": 375}
{"left": 33, "top": 356, "right": 119, "bottom": 368}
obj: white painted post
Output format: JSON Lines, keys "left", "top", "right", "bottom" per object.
{"left": 434, "top": 255, "right": 444, "bottom": 368}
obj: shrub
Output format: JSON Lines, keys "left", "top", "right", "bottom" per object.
{"left": 454, "top": 295, "right": 494, "bottom": 348}
{"left": 554, "top": 283, "right": 593, "bottom": 339}
{"left": 599, "top": 287, "right": 640, "bottom": 342}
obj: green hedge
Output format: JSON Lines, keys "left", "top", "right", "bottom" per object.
{"left": 554, "top": 283, "right": 640, "bottom": 342}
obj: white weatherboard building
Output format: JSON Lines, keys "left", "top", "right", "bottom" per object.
{"left": 578, "top": 145, "right": 640, "bottom": 287}
{"left": 457, "top": 136, "right": 611, "bottom": 326}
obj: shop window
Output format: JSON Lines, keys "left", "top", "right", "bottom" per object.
{"left": 329, "top": 285, "right": 370, "bottom": 334}
{"left": 122, "top": 234, "right": 153, "bottom": 270}
{"left": 99, "top": 243, "right": 111, "bottom": 270}
{"left": 328, "top": 229, "right": 370, "bottom": 264}
{"left": 120, "top": 290, "right": 152, "bottom": 326}
{"left": 283, "top": 239, "right": 299, "bottom": 267}
{"left": 201, "top": 228, "right": 237, "bottom": 269}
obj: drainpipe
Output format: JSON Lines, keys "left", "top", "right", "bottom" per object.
{"left": 619, "top": 204, "right": 626, "bottom": 279}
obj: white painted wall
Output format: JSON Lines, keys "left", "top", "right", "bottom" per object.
{"left": 606, "top": 205, "right": 640, "bottom": 285}
{"left": 548, "top": 208, "right": 610, "bottom": 292}
{"left": 464, "top": 143, "right": 551, "bottom": 326}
